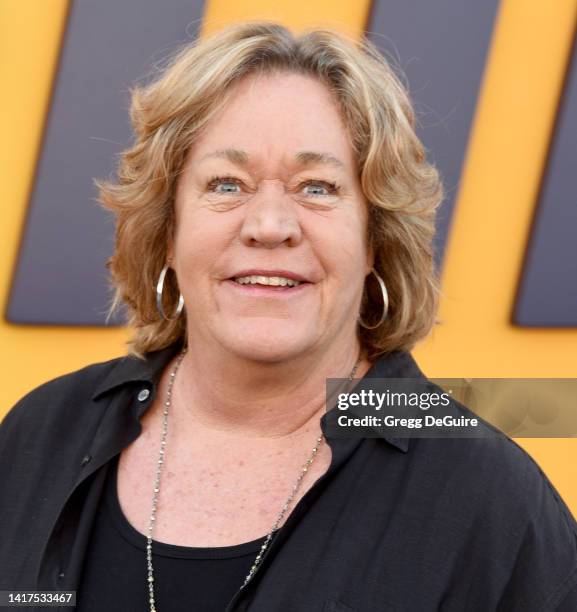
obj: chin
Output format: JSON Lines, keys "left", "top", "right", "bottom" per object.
{"left": 219, "top": 319, "right": 314, "bottom": 362}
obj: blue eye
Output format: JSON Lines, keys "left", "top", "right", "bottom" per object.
{"left": 301, "top": 180, "right": 340, "bottom": 196}
{"left": 206, "top": 176, "right": 241, "bottom": 193}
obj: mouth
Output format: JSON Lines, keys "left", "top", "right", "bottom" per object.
{"left": 224, "top": 274, "right": 313, "bottom": 295}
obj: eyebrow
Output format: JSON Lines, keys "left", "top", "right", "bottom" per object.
{"left": 198, "top": 148, "right": 345, "bottom": 169}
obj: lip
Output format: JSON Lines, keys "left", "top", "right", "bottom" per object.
{"left": 228, "top": 269, "right": 311, "bottom": 283}
{"left": 223, "top": 278, "right": 312, "bottom": 297}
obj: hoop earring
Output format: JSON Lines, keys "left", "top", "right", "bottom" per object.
{"left": 156, "top": 264, "right": 184, "bottom": 321}
{"left": 358, "top": 268, "right": 389, "bottom": 330}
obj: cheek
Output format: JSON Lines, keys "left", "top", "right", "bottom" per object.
{"left": 174, "top": 209, "right": 234, "bottom": 261}
{"left": 173, "top": 213, "right": 242, "bottom": 305}
{"left": 311, "top": 215, "right": 368, "bottom": 273}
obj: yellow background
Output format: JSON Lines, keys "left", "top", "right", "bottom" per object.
{"left": 1, "top": 0, "right": 576, "bottom": 512}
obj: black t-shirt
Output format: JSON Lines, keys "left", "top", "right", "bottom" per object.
{"left": 75, "top": 453, "right": 268, "bottom": 611}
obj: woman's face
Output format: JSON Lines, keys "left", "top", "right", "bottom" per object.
{"left": 170, "top": 71, "right": 373, "bottom": 362}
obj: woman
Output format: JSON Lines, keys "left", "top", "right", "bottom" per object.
{"left": 1, "top": 21, "right": 576, "bottom": 612}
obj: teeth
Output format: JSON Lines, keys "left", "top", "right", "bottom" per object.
{"left": 234, "top": 275, "right": 302, "bottom": 287}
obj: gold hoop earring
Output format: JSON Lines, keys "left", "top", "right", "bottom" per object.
{"left": 358, "top": 268, "right": 389, "bottom": 329}
{"left": 156, "top": 264, "right": 184, "bottom": 321}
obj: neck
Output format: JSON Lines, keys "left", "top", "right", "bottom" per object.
{"left": 169, "top": 334, "right": 371, "bottom": 440}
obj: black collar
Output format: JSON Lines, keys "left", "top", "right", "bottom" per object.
{"left": 91, "top": 341, "right": 424, "bottom": 454}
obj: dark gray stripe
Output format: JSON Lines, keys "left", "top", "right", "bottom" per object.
{"left": 366, "top": 0, "right": 499, "bottom": 268}
{"left": 7, "top": 0, "right": 205, "bottom": 325}
{"left": 513, "top": 27, "right": 577, "bottom": 326}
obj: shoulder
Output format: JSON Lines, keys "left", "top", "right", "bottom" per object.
{"left": 473, "top": 434, "right": 577, "bottom": 538}
{"left": 493, "top": 436, "right": 577, "bottom": 608}
{"left": 0, "top": 354, "right": 128, "bottom": 442}
{"left": 413, "top": 433, "right": 577, "bottom": 609}
{"left": 410, "top": 386, "right": 564, "bottom": 515}
{"left": 416, "top": 422, "right": 577, "bottom": 535}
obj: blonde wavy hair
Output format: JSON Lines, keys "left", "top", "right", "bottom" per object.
{"left": 97, "top": 20, "right": 444, "bottom": 361}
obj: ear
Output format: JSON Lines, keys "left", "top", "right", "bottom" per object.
{"left": 166, "top": 241, "right": 174, "bottom": 267}
{"left": 166, "top": 212, "right": 177, "bottom": 266}
{"left": 366, "top": 243, "right": 375, "bottom": 274}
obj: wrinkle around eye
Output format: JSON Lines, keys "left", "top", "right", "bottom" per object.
{"left": 292, "top": 194, "right": 341, "bottom": 211}
{"left": 203, "top": 193, "right": 341, "bottom": 213}
{"left": 204, "top": 197, "right": 248, "bottom": 212}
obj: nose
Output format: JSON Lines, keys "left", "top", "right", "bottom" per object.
{"left": 239, "top": 179, "right": 303, "bottom": 248}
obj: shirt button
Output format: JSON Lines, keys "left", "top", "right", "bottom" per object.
{"left": 80, "top": 454, "right": 92, "bottom": 467}
{"left": 58, "top": 571, "right": 65, "bottom": 580}
{"left": 137, "top": 388, "right": 151, "bottom": 402}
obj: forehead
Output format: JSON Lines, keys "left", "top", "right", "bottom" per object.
{"left": 187, "top": 72, "right": 357, "bottom": 171}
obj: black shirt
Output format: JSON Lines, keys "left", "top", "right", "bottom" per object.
{"left": 1, "top": 340, "right": 577, "bottom": 611}
{"left": 75, "top": 453, "right": 267, "bottom": 611}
